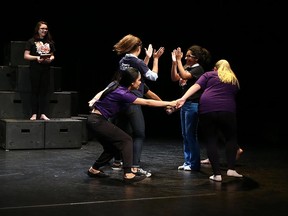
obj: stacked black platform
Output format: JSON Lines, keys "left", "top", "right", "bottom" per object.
{"left": 0, "top": 41, "right": 87, "bottom": 150}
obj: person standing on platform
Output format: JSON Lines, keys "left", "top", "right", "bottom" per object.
{"left": 170, "top": 45, "right": 211, "bottom": 172}
{"left": 24, "top": 20, "right": 55, "bottom": 120}
{"left": 87, "top": 67, "right": 177, "bottom": 183}
{"left": 111, "top": 34, "right": 165, "bottom": 177}
{"left": 176, "top": 59, "right": 243, "bottom": 182}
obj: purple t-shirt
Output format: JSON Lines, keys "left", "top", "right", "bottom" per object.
{"left": 196, "top": 71, "right": 239, "bottom": 114}
{"left": 93, "top": 86, "right": 137, "bottom": 119}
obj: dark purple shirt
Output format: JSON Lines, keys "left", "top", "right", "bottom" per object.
{"left": 196, "top": 71, "right": 239, "bottom": 114}
{"left": 93, "top": 86, "right": 137, "bottom": 119}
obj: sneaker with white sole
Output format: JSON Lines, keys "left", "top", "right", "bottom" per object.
{"left": 178, "top": 165, "right": 191, "bottom": 171}
{"left": 111, "top": 162, "right": 122, "bottom": 171}
{"left": 133, "top": 168, "right": 152, "bottom": 177}
{"left": 184, "top": 166, "right": 192, "bottom": 171}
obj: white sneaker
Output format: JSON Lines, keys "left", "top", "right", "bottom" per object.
{"left": 178, "top": 165, "right": 191, "bottom": 171}
{"left": 209, "top": 175, "right": 222, "bottom": 182}
{"left": 133, "top": 168, "right": 152, "bottom": 178}
{"left": 227, "top": 169, "right": 243, "bottom": 177}
{"left": 184, "top": 166, "right": 192, "bottom": 171}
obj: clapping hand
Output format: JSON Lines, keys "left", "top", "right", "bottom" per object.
{"left": 171, "top": 49, "right": 176, "bottom": 62}
{"left": 153, "top": 46, "right": 165, "bottom": 58}
{"left": 145, "top": 44, "right": 153, "bottom": 58}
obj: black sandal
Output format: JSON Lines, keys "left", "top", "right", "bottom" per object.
{"left": 87, "top": 170, "right": 109, "bottom": 178}
{"left": 123, "top": 174, "right": 146, "bottom": 183}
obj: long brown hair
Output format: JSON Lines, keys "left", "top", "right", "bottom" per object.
{"left": 33, "top": 21, "right": 54, "bottom": 43}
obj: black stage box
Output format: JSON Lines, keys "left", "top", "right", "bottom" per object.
{"left": 0, "top": 91, "right": 76, "bottom": 119}
{"left": 4, "top": 41, "right": 29, "bottom": 67}
{"left": 0, "top": 66, "right": 16, "bottom": 91}
{"left": 50, "top": 66, "right": 62, "bottom": 92}
{"left": 48, "top": 91, "right": 73, "bottom": 118}
{"left": 0, "top": 91, "right": 31, "bottom": 119}
{"left": 0, "top": 119, "right": 45, "bottom": 150}
{"left": 15, "top": 65, "right": 31, "bottom": 92}
{"left": 44, "top": 118, "right": 82, "bottom": 149}
{"left": 71, "top": 115, "right": 89, "bottom": 144}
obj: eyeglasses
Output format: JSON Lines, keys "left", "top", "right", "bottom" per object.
{"left": 40, "top": 28, "right": 48, "bottom": 31}
{"left": 185, "top": 54, "right": 196, "bottom": 58}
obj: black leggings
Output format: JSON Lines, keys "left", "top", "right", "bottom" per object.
{"left": 198, "top": 111, "right": 238, "bottom": 175}
{"left": 87, "top": 113, "right": 133, "bottom": 174}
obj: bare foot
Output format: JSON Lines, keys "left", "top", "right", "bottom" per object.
{"left": 40, "top": 114, "right": 50, "bottom": 120}
{"left": 30, "top": 114, "right": 37, "bottom": 120}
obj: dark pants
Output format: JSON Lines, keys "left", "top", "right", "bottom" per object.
{"left": 198, "top": 111, "right": 238, "bottom": 175}
{"left": 30, "top": 65, "right": 50, "bottom": 115}
{"left": 87, "top": 113, "right": 133, "bottom": 174}
{"left": 114, "top": 104, "right": 145, "bottom": 167}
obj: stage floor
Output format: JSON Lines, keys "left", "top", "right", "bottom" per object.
{"left": 0, "top": 138, "right": 287, "bottom": 216}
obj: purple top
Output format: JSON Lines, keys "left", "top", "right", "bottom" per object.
{"left": 196, "top": 71, "right": 239, "bottom": 114}
{"left": 93, "top": 86, "right": 137, "bottom": 119}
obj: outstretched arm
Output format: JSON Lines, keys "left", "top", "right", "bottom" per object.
{"left": 176, "top": 84, "right": 201, "bottom": 108}
{"left": 133, "top": 98, "right": 176, "bottom": 107}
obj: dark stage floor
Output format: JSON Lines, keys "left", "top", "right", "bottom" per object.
{"left": 0, "top": 138, "right": 287, "bottom": 216}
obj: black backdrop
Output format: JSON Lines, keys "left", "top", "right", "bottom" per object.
{"left": 0, "top": 1, "right": 284, "bottom": 146}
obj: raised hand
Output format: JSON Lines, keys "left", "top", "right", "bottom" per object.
{"left": 145, "top": 44, "right": 153, "bottom": 58}
{"left": 171, "top": 49, "right": 176, "bottom": 62}
{"left": 153, "top": 47, "right": 165, "bottom": 59}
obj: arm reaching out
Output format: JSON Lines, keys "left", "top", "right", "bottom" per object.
{"left": 176, "top": 83, "right": 201, "bottom": 109}
{"left": 133, "top": 98, "right": 176, "bottom": 107}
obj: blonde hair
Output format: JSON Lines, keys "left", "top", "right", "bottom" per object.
{"left": 113, "top": 34, "right": 142, "bottom": 55}
{"left": 215, "top": 59, "right": 240, "bottom": 88}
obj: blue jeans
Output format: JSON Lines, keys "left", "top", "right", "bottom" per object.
{"left": 180, "top": 101, "right": 200, "bottom": 171}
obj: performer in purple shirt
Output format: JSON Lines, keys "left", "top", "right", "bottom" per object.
{"left": 87, "top": 67, "right": 176, "bottom": 183}
{"left": 176, "top": 59, "right": 244, "bottom": 182}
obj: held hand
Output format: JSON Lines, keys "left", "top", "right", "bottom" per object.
{"left": 37, "top": 56, "right": 44, "bottom": 63}
{"left": 165, "top": 105, "right": 177, "bottom": 115}
{"left": 43, "top": 58, "right": 52, "bottom": 64}
{"left": 170, "top": 100, "right": 177, "bottom": 107}
{"left": 145, "top": 44, "right": 153, "bottom": 58}
{"left": 176, "top": 98, "right": 185, "bottom": 109}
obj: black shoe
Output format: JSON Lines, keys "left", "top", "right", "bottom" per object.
{"left": 87, "top": 170, "right": 109, "bottom": 178}
{"left": 123, "top": 174, "right": 146, "bottom": 183}
{"left": 111, "top": 162, "right": 122, "bottom": 171}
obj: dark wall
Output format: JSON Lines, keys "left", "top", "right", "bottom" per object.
{"left": 0, "top": 1, "right": 284, "bottom": 146}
